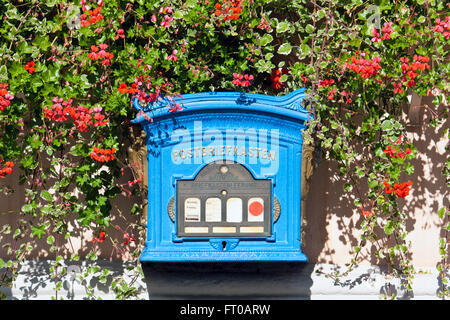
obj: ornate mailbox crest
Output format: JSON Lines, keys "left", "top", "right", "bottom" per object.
{"left": 132, "top": 89, "right": 310, "bottom": 261}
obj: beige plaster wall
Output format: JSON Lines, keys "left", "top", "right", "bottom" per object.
{"left": 303, "top": 96, "right": 448, "bottom": 268}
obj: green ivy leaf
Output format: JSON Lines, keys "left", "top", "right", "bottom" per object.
{"left": 259, "top": 34, "right": 273, "bottom": 46}
{"left": 31, "top": 225, "right": 46, "bottom": 239}
{"left": 368, "top": 180, "right": 378, "bottom": 189}
{"left": 438, "top": 207, "right": 446, "bottom": 219}
{"left": 0, "top": 65, "right": 7, "bottom": 82}
{"left": 381, "top": 120, "right": 393, "bottom": 131}
{"left": 47, "top": 235, "right": 55, "bottom": 245}
{"left": 40, "top": 190, "right": 53, "bottom": 202}
{"left": 276, "top": 21, "right": 290, "bottom": 33}
{"left": 384, "top": 220, "right": 395, "bottom": 235}
{"left": 278, "top": 42, "right": 292, "bottom": 55}
{"left": 22, "top": 204, "right": 33, "bottom": 213}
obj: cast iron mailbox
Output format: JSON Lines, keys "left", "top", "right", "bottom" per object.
{"left": 132, "top": 89, "right": 310, "bottom": 261}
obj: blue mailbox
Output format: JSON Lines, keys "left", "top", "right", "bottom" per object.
{"left": 132, "top": 89, "right": 309, "bottom": 262}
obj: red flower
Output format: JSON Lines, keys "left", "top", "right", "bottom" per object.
{"left": 270, "top": 68, "right": 289, "bottom": 90}
{"left": 381, "top": 21, "right": 394, "bottom": 40}
{"left": 232, "top": 73, "right": 243, "bottom": 86}
{"left": 115, "top": 29, "right": 125, "bottom": 40}
{"left": 93, "top": 231, "right": 106, "bottom": 243}
{"left": 168, "top": 102, "right": 182, "bottom": 113}
{"left": 318, "top": 79, "right": 335, "bottom": 87}
{"left": 327, "top": 88, "right": 337, "bottom": 100}
{"left": 232, "top": 73, "right": 253, "bottom": 87}
{"left": 361, "top": 206, "right": 374, "bottom": 218}
{"left": 393, "top": 82, "right": 403, "bottom": 94}
{"left": 118, "top": 83, "right": 129, "bottom": 94}
{"left": 344, "top": 54, "right": 382, "bottom": 79}
{"left": 371, "top": 27, "right": 381, "bottom": 43}
{"left": 0, "top": 160, "right": 14, "bottom": 178}
{"left": 383, "top": 180, "right": 412, "bottom": 198}
{"left": 167, "top": 49, "right": 178, "bottom": 61}
{"left": 241, "top": 74, "right": 254, "bottom": 87}
{"left": 90, "top": 146, "right": 117, "bottom": 162}
{"left": 24, "top": 61, "right": 36, "bottom": 74}
{"left": 122, "top": 233, "right": 136, "bottom": 246}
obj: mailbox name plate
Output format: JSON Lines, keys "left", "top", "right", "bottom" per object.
{"left": 176, "top": 161, "right": 272, "bottom": 238}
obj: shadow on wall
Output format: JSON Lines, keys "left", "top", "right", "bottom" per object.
{"left": 1, "top": 260, "right": 148, "bottom": 300}
{"left": 142, "top": 262, "right": 314, "bottom": 299}
{"left": 0, "top": 153, "right": 143, "bottom": 261}
{"left": 302, "top": 96, "right": 448, "bottom": 269}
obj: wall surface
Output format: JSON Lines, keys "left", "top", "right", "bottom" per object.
{"left": 0, "top": 260, "right": 443, "bottom": 299}
{"left": 0, "top": 97, "right": 448, "bottom": 299}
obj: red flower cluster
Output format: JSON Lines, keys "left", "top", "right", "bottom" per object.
{"left": 361, "top": 206, "right": 374, "bottom": 218}
{"left": 122, "top": 233, "right": 136, "bottom": 246}
{"left": 318, "top": 79, "right": 335, "bottom": 87}
{"left": 80, "top": 6, "right": 104, "bottom": 27}
{"left": 127, "top": 178, "right": 142, "bottom": 187}
{"left": 214, "top": 1, "right": 243, "bottom": 21}
{"left": 90, "top": 146, "right": 117, "bottom": 162}
{"left": 118, "top": 83, "right": 139, "bottom": 95}
{"left": 88, "top": 44, "right": 114, "bottom": 66}
{"left": 400, "top": 55, "right": 430, "bottom": 88}
{"left": 24, "top": 61, "right": 36, "bottom": 74}
{"left": 74, "top": 105, "right": 109, "bottom": 131}
{"left": 114, "top": 225, "right": 136, "bottom": 246}
{"left": 167, "top": 49, "right": 178, "bottom": 62}
{"left": 92, "top": 231, "right": 106, "bottom": 243}
{"left": 122, "top": 74, "right": 180, "bottom": 117}
{"left": 233, "top": 73, "right": 254, "bottom": 87}
{"left": 114, "top": 29, "right": 125, "bottom": 40}
{"left": 256, "top": 15, "right": 271, "bottom": 31}
{"left": 381, "top": 21, "right": 394, "bottom": 40}
{"left": 300, "top": 73, "right": 309, "bottom": 84}
{"left": 383, "top": 180, "right": 412, "bottom": 198}
{"left": 0, "top": 83, "right": 13, "bottom": 111}
{"left": 344, "top": 54, "right": 382, "bottom": 79}
{"left": 371, "top": 21, "right": 394, "bottom": 42}
{"left": 169, "top": 102, "right": 182, "bottom": 113}
{"left": 44, "top": 98, "right": 109, "bottom": 132}
{"left": 158, "top": 6, "right": 174, "bottom": 28}
{"left": 393, "top": 82, "right": 403, "bottom": 94}
{"left": 270, "top": 68, "right": 289, "bottom": 90}
{"left": 44, "top": 97, "right": 73, "bottom": 122}
{"left": 341, "top": 90, "right": 352, "bottom": 103}
{"left": 433, "top": 16, "right": 450, "bottom": 39}
{"left": 383, "top": 145, "right": 412, "bottom": 159}
{"left": 371, "top": 27, "right": 381, "bottom": 43}
{"left": 327, "top": 88, "right": 337, "bottom": 100}
{"left": 0, "top": 160, "right": 14, "bottom": 178}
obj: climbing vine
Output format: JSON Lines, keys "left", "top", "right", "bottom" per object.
{"left": 0, "top": 0, "right": 448, "bottom": 299}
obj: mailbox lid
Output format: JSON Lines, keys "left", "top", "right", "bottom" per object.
{"left": 132, "top": 89, "right": 310, "bottom": 126}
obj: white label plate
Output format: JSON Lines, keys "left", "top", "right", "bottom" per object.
{"left": 184, "top": 197, "right": 201, "bottom": 222}
{"left": 226, "top": 198, "right": 242, "bottom": 222}
{"left": 205, "top": 197, "right": 222, "bottom": 222}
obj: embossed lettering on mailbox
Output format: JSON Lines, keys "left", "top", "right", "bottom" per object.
{"left": 177, "top": 161, "right": 271, "bottom": 238}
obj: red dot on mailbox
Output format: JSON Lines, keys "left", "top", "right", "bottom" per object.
{"left": 249, "top": 201, "right": 264, "bottom": 216}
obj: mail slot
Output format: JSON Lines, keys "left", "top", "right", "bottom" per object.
{"left": 132, "top": 89, "right": 310, "bottom": 261}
